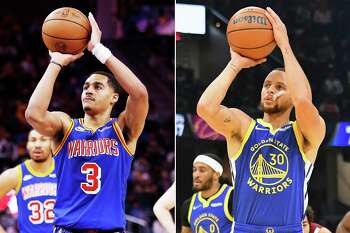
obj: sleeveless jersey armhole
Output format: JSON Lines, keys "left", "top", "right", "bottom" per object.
{"left": 53, "top": 119, "right": 74, "bottom": 156}
{"left": 230, "top": 119, "right": 256, "bottom": 160}
{"left": 15, "top": 165, "right": 22, "bottom": 194}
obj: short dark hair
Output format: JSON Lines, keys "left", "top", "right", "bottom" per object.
{"left": 305, "top": 206, "right": 315, "bottom": 223}
{"left": 89, "top": 71, "right": 122, "bottom": 93}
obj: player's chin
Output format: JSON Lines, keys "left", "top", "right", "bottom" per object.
{"left": 83, "top": 104, "right": 93, "bottom": 113}
{"left": 31, "top": 156, "right": 47, "bottom": 163}
{"left": 192, "top": 183, "right": 202, "bottom": 191}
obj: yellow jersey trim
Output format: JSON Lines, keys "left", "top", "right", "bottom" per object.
{"left": 198, "top": 184, "right": 227, "bottom": 208}
{"left": 292, "top": 121, "right": 310, "bottom": 163}
{"left": 79, "top": 118, "right": 97, "bottom": 133}
{"left": 112, "top": 121, "right": 133, "bottom": 156}
{"left": 224, "top": 186, "right": 234, "bottom": 221}
{"left": 231, "top": 120, "right": 256, "bottom": 160}
{"left": 24, "top": 160, "right": 55, "bottom": 177}
{"left": 53, "top": 119, "right": 74, "bottom": 156}
{"left": 15, "top": 165, "right": 22, "bottom": 194}
{"left": 187, "top": 193, "right": 196, "bottom": 224}
{"left": 256, "top": 119, "right": 294, "bottom": 135}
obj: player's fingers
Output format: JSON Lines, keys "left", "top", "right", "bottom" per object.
{"left": 88, "top": 12, "right": 99, "bottom": 30}
{"left": 264, "top": 11, "right": 276, "bottom": 27}
{"left": 256, "top": 58, "right": 267, "bottom": 64}
{"left": 72, "top": 52, "right": 84, "bottom": 60}
{"left": 266, "top": 7, "right": 283, "bottom": 25}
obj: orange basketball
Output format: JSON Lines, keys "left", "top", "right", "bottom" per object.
{"left": 226, "top": 6, "right": 276, "bottom": 59}
{"left": 42, "top": 7, "right": 91, "bottom": 54}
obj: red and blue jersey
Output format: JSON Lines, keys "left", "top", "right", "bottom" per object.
{"left": 230, "top": 119, "right": 313, "bottom": 233}
{"left": 53, "top": 118, "right": 133, "bottom": 230}
{"left": 16, "top": 160, "right": 56, "bottom": 233}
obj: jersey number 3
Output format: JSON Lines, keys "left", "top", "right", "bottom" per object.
{"left": 81, "top": 162, "right": 101, "bottom": 194}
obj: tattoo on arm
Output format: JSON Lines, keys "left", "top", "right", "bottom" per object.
{"left": 224, "top": 117, "right": 231, "bottom": 123}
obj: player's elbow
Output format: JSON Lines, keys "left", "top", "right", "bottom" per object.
{"left": 25, "top": 107, "right": 43, "bottom": 126}
{"left": 153, "top": 202, "right": 161, "bottom": 217}
{"left": 197, "top": 99, "right": 213, "bottom": 118}
{"left": 133, "top": 84, "right": 149, "bottom": 103}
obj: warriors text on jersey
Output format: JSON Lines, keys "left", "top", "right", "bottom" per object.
{"left": 16, "top": 160, "right": 57, "bottom": 233}
{"left": 53, "top": 118, "right": 133, "bottom": 230}
{"left": 230, "top": 119, "right": 313, "bottom": 233}
{"left": 188, "top": 184, "right": 233, "bottom": 233}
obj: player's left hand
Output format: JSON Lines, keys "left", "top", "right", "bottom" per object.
{"left": 87, "top": 12, "right": 102, "bottom": 51}
{"left": 265, "top": 7, "right": 289, "bottom": 49}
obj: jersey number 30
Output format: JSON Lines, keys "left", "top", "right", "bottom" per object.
{"left": 28, "top": 199, "right": 55, "bottom": 224}
{"left": 81, "top": 162, "right": 101, "bottom": 194}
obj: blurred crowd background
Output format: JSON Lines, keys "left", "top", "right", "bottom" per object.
{"left": 177, "top": 0, "right": 350, "bottom": 232}
{"left": 0, "top": 0, "right": 174, "bottom": 232}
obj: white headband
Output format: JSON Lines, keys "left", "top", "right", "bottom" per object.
{"left": 193, "top": 155, "right": 223, "bottom": 176}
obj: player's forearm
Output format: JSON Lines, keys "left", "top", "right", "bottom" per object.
{"left": 153, "top": 208, "right": 176, "bottom": 233}
{"left": 105, "top": 56, "right": 148, "bottom": 101}
{"left": 281, "top": 44, "right": 312, "bottom": 103}
{"left": 197, "top": 61, "right": 240, "bottom": 117}
{"left": 26, "top": 64, "right": 60, "bottom": 121}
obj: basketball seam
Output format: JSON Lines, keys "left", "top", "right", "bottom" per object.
{"left": 70, "top": 45, "right": 87, "bottom": 54}
{"left": 43, "top": 18, "right": 90, "bottom": 33}
{"left": 42, "top": 31, "right": 89, "bottom": 40}
{"left": 227, "top": 28, "right": 272, "bottom": 33}
{"left": 232, "top": 10, "right": 267, "bottom": 18}
{"left": 52, "top": 7, "right": 90, "bottom": 26}
{"left": 230, "top": 40, "right": 275, "bottom": 50}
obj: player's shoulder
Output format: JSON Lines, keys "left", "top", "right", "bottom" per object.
{"left": 229, "top": 108, "right": 251, "bottom": 121}
{"left": 229, "top": 108, "right": 253, "bottom": 135}
{"left": 51, "top": 111, "right": 72, "bottom": 125}
{"left": 0, "top": 165, "right": 19, "bottom": 182}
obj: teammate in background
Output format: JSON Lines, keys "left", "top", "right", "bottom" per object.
{"left": 181, "top": 153, "right": 233, "bottom": 233}
{"left": 0, "top": 130, "right": 56, "bottom": 233}
{"left": 25, "top": 12, "right": 148, "bottom": 233}
{"left": 303, "top": 206, "right": 331, "bottom": 233}
{"left": 337, "top": 211, "right": 350, "bottom": 233}
{"left": 197, "top": 7, "right": 325, "bottom": 233}
{"left": 153, "top": 182, "right": 175, "bottom": 233}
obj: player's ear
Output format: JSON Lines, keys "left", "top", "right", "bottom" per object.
{"left": 111, "top": 93, "right": 119, "bottom": 104}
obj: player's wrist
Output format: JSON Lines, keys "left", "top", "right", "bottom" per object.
{"left": 50, "top": 60, "right": 63, "bottom": 69}
{"left": 92, "top": 43, "right": 112, "bottom": 64}
{"left": 228, "top": 60, "right": 241, "bottom": 72}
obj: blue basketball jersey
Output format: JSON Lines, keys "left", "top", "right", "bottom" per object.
{"left": 16, "top": 160, "right": 57, "bottom": 233}
{"left": 230, "top": 119, "right": 313, "bottom": 233}
{"left": 53, "top": 118, "right": 133, "bottom": 230}
{"left": 188, "top": 184, "right": 233, "bottom": 233}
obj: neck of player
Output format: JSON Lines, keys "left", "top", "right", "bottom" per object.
{"left": 29, "top": 157, "right": 53, "bottom": 173}
{"left": 202, "top": 182, "right": 221, "bottom": 199}
{"left": 263, "top": 111, "right": 291, "bottom": 130}
{"left": 84, "top": 112, "right": 112, "bottom": 131}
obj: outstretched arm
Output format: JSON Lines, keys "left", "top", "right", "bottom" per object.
{"left": 265, "top": 7, "right": 325, "bottom": 162}
{"left": 25, "top": 52, "right": 83, "bottom": 137}
{"left": 87, "top": 13, "right": 148, "bottom": 153}
{"left": 153, "top": 183, "right": 175, "bottom": 233}
{"left": 197, "top": 49, "right": 265, "bottom": 138}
